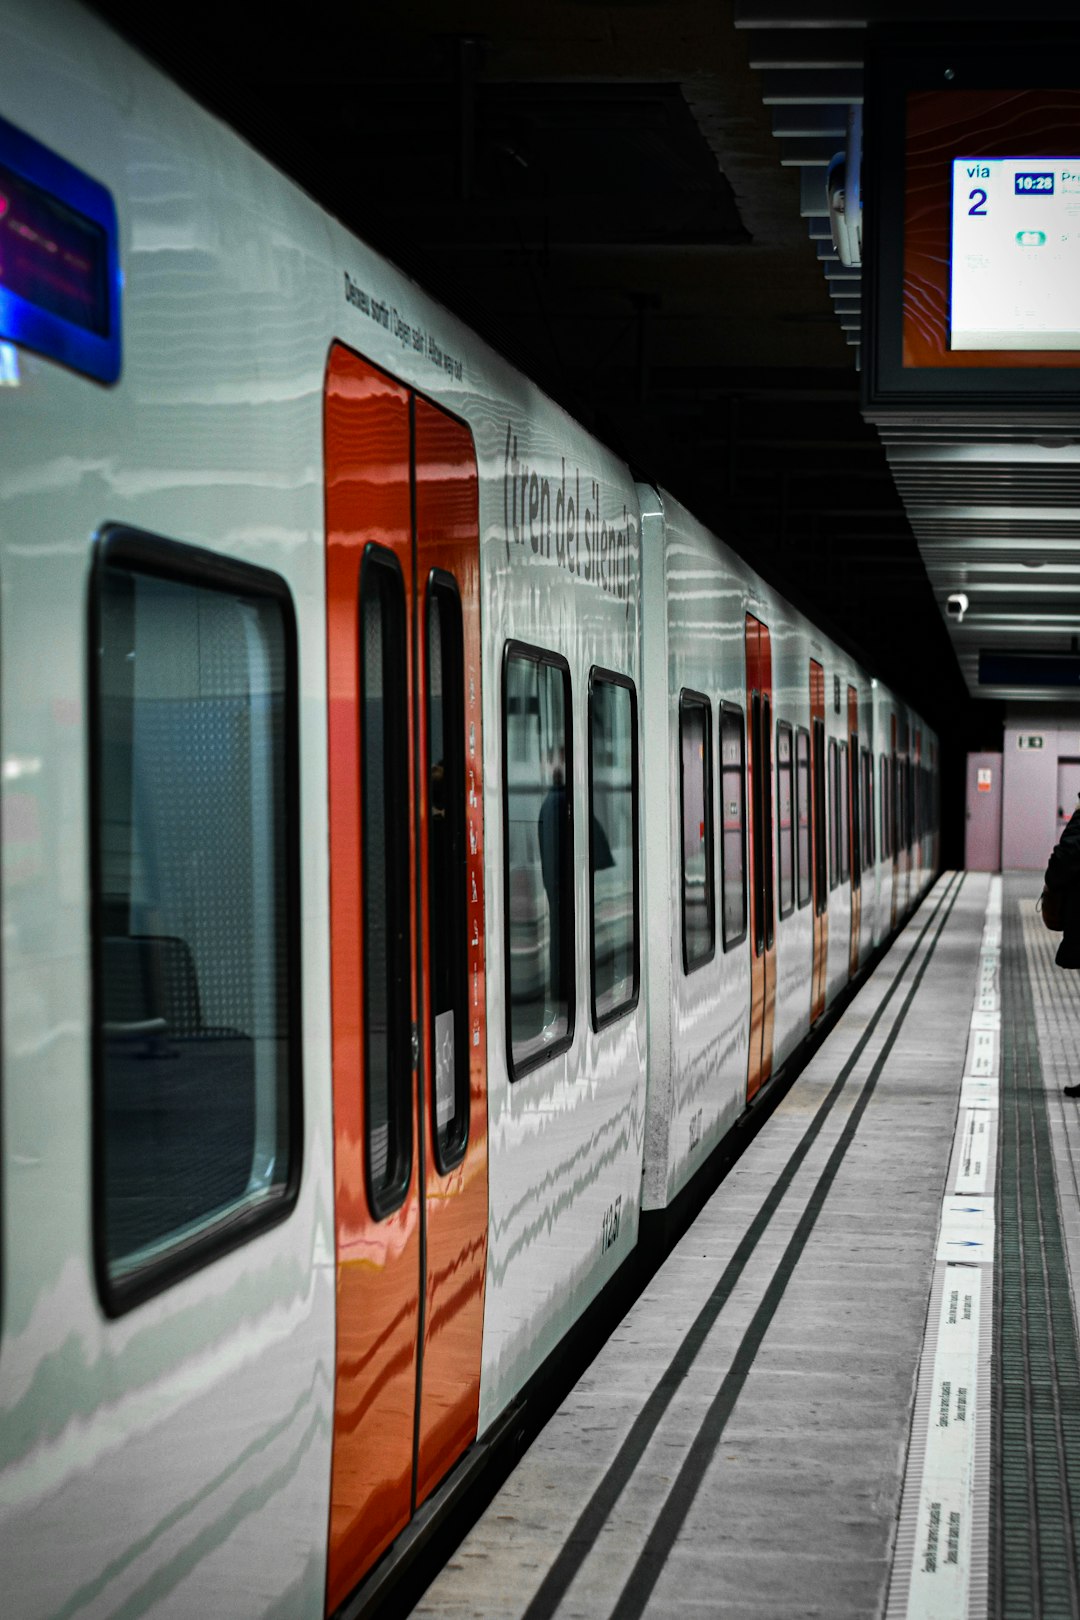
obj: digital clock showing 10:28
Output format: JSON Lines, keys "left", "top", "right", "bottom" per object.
{"left": 1015, "top": 171, "right": 1055, "bottom": 193}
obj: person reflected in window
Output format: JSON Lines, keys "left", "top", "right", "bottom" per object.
{"left": 537, "top": 748, "right": 566, "bottom": 1000}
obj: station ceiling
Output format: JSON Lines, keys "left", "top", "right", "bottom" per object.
{"left": 90, "top": 0, "right": 1080, "bottom": 736}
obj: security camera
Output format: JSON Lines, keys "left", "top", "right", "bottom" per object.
{"left": 946, "top": 592, "right": 969, "bottom": 623}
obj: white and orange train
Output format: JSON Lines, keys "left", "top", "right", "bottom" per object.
{"left": 0, "top": 3, "right": 939, "bottom": 1615}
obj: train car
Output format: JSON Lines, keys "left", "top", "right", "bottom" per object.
{"left": 0, "top": 3, "right": 938, "bottom": 1616}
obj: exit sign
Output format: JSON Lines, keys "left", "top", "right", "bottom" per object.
{"left": 1017, "top": 735, "right": 1045, "bottom": 750}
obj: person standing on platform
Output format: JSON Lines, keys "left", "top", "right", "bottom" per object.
{"left": 1044, "top": 790, "right": 1080, "bottom": 1097}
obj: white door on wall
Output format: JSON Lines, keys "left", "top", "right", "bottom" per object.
{"left": 1057, "top": 758, "right": 1080, "bottom": 838}
{"left": 965, "top": 751, "right": 1002, "bottom": 872}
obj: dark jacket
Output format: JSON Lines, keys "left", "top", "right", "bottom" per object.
{"left": 1045, "top": 806, "right": 1080, "bottom": 968}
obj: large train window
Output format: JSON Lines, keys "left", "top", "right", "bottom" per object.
{"left": 796, "top": 727, "right": 811, "bottom": 909}
{"left": 679, "top": 690, "right": 715, "bottom": 972}
{"left": 588, "top": 669, "right": 639, "bottom": 1030}
{"left": 750, "top": 692, "right": 775, "bottom": 954}
{"left": 828, "top": 737, "right": 839, "bottom": 890}
{"left": 503, "top": 644, "right": 574, "bottom": 1077}
{"left": 776, "top": 721, "right": 794, "bottom": 919}
{"left": 847, "top": 735, "right": 860, "bottom": 891}
{"left": 838, "top": 741, "right": 850, "bottom": 884}
{"left": 91, "top": 529, "right": 300, "bottom": 1314}
{"left": 862, "top": 748, "right": 875, "bottom": 869}
{"left": 426, "top": 573, "right": 469, "bottom": 1170}
{"left": 360, "top": 546, "right": 414, "bottom": 1217}
{"left": 719, "top": 703, "right": 747, "bottom": 950}
{"left": 880, "top": 754, "right": 891, "bottom": 859}
{"left": 813, "top": 719, "right": 827, "bottom": 914}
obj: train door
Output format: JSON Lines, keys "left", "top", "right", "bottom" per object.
{"left": 847, "top": 685, "right": 861, "bottom": 978}
{"left": 809, "top": 659, "right": 828, "bottom": 1022}
{"left": 324, "top": 346, "right": 489, "bottom": 1611}
{"left": 746, "top": 615, "right": 775, "bottom": 1099}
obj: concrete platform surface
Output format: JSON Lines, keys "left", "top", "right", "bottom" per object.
{"left": 416, "top": 873, "right": 987, "bottom": 1619}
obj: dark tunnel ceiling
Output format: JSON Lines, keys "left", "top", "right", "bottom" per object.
{"left": 84, "top": 0, "right": 1077, "bottom": 738}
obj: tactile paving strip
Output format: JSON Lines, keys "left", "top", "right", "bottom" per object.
{"left": 886, "top": 875, "right": 997, "bottom": 1620}
{"left": 993, "top": 877, "right": 1080, "bottom": 1620}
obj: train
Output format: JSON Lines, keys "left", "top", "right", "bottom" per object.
{"left": 0, "top": 3, "right": 939, "bottom": 1616}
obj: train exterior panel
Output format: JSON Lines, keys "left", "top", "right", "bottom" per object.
{"left": 0, "top": 3, "right": 939, "bottom": 1615}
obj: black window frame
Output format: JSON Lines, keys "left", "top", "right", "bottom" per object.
{"left": 501, "top": 639, "right": 575, "bottom": 1081}
{"left": 776, "top": 719, "right": 795, "bottom": 921}
{"left": 425, "top": 568, "right": 470, "bottom": 1174}
{"left": 679, "top": 688, "right": 716, "bottom": 974}
{"left": 359, "top": 543, "right": 414, "bottom": 1221}
{"left": 828, "top": 735, "right": 840, "bottom": 891}
{"left": 862, "top": 747, "right": 874, "bottom": 870}
{"left": 813, "top": 717, "right": 827, "bottom": 916}
{"left": 89, "top": 525, "right": 303, "bottom": 1319}
{"left": 587, "top": 666, "right": 640, "bottom": 1032}
{"left": 796, "top": 725, "right": 812, "bottom": 911}
{"left": 838, "top": 739, "right": 850, "bottom": 885}
{"left": 848, "top": 733, "right": 861, "bottom": 892}
{"left": 880, "top": 753, "right": 890, "bottom": 859}
{"left": 719, "top": 701, "right": 748, "bottom": 952}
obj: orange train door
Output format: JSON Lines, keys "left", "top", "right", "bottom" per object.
{"left": 746, "top": 615, "right": 776, "bottom": 1100}
{"left": 324, "top": 345, "right": 489, "bottom": 1613}
{"left": 847, "top": 685, "right": 861, "bottom": 979}
{"left": 809, "top": 660, "right": 828, "bottom": 1022}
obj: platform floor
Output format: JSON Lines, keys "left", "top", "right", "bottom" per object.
{"left": 416, "top": 871, "right": 1080, "bottom": 1620}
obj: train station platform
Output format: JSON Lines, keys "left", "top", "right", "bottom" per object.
{"left": 415, "top": 870, "right": 1080, "bottom": 1620}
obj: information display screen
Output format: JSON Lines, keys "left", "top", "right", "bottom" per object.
{"left": 950, "top": 156, "right": 1080, "bottom": 349}
{"left": 0, "top": 112, "right": 120, "bottom": 384}
{"left": 0, "top": 160, "right": 109, "bottom": 335}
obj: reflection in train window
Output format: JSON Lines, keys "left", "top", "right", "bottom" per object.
{"left": 796, "top": 727, "right": 811, "bottom": 909}
{"left": 679, "top": 691, "right": 715, "bottom": 972}
{"left": 813, "top": 718, "right": 827, "bottom": 914}
{"left": 503, "top": 644, "right": 574, "bottom": 1078}
{"left": 93, "top": 531, "right": 299, "bottom": 1311}
{"left": 828, "top": 737, "right": 839, "bottom": 890}
{"left": 719, "top": 703, "right": 747, "bottom": 950}
{"left": 838, "top": 740, "right": 850, "bottom": 884}
{"left": 426, "top": 573, "right": 469, "bottom": 1170}
{"left": 588, "top": 670, "right": 639, "bottom": 1029}
{"left": 880, "top": 754, "right": 891, "bottom": 859}
{"left": 776, "top": 721, "right": 794, "bottom": 919}
{"left": 360, "top": 547, "right": 413, "bottom": 1217}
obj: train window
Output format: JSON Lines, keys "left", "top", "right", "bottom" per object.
{"left": 426, "top": 574, "right": 469, "bottom": 1170}
{"left": 879, "top": 754, "right": 890, "bottom": 859}
{"left": 92, "top": 529, "right": 300, "bottom": 1313}
{"left": 588, "top": 670, "right": 639, "bottom": 1029}
{"left": 862, "top": 748, "right": 874, "bottom": 869}
{"left": 776, "top": 722, "right": 794, "bottom": 919}
{"left": 679, "top": 690, "right": 715, "bottom": 972}
{"left": 848, "top": 735, "right": 860, "bottom": 892}
{"left": 796, "top": 727, "right": 811, "bottom": 909}
{"left": 828, "top": 737, "right": 839, "bottom": 890}
{"left": 813, "top": 719, "right": 827, "bottom": 914}
{"left": 720, "top": 703, "right": 747, "bottom": 950}
{"left": 761, "top": 697, "right": 775, "bottom": 950}
{"left": 838, "top": 741, "right": 850, "bottom": 884}
{"left": 360, "top": 546, "right": 414, "bottom": 1217}
{"left": 503, "top": 644, "right": 574, "bottom": 1078}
